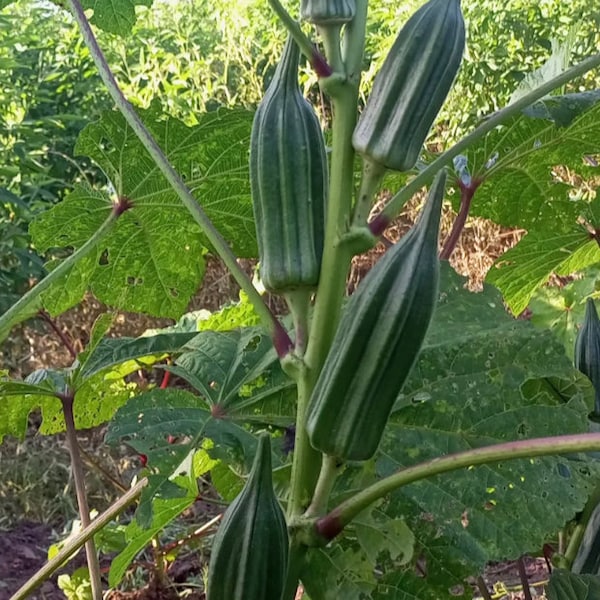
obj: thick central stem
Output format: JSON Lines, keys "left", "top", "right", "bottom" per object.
{"left": 287, "top": 84, "right": 359, "bottom": 520}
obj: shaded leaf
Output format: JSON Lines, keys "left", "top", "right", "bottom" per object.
{"left": 376, "top": 268, "right": 599, "bottom": 587}
{"left": 78, "top": 331, "right": 199, "bottom": 380}
{"left": 354, "top": 509, "right": 414, "bottom": 567}
{"left": 172, "top": 327, "right": 295, "bottom": 424}
{"left": 105, "top": 388, "right": 285, "bottom": 521}
{"left": 524, "top": 90, "right": 600, "bottom": 127}
{"left": 108, "top": 473, "right": 197, "bottom": 586}
{"left": 302, "top": 545, "right": 376, "bottom": 600}
{"left": 528, "top": 268, "right": 600, "bottom": 357}
{"left": 546, "top": 570, "right": 600, "bottom": 600}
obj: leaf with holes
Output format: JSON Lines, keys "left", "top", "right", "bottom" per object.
{"left": 29, "top": 106, "right": 255, "bottom": 319}
{"left": 105, "top": 388, "right": 286, "bottom": 524}
{"left": 170, "top": 327, "right": 295, "bottom": 424}
{"left": 369, "top": 267, "right": 600, "bottom": 592}
{"left": 301, "top": 545, "right": 377, "bottom": 600}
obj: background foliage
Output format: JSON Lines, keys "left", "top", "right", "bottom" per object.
{"left": 2, "top": 0, "right": 600, "bottom": 596}
{"left": 1, "top": 0, "right": 599, "bottom": 315}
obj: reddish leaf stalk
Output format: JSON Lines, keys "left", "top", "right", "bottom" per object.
{"left": 38, "top": 310, "right": 78, "bottom": 360}
{"left": 439, "top": 178, "right": 481, "bottom": 261}
{"left": 316, "top": 433, "right": 600, "bottom": 542}
{"left": 160, "top": 359, "right": 172, "bottom": 389}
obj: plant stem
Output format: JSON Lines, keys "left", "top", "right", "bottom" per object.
{"left": 376, "top": 51, "right": 600, "bottom": 226}
{"left": 316, "top": 433, "right": 600, "bottom": 540}
{"left": 266, "top": 0, "right": 332, "bottom": 77}
{"left": 10, "top": 478, "right": 147, "bottom": 600}
{"left": 563, "top": 478, "right": 600, "bottom": 567}
{"left": 285, "top": 290, "right": 311, "bottom": 357}
{"left": 341, "top": 0, "right": 368, "bottom": 80}
{"left": 61, "top": 393, "right": 103, "bottom": 599}
{"left": 439, "top": 180, "right": 479, "bottom": 260}
{"left": 305, "top": 455, "right": 340, "bottom": 517}
{"left": 38, "top": 309, "right": 78, "bottom": 360}
{"left": 287, "top": 83, "right": 359, "bottom": 518}
{"left": 319, "top": 25, "right": 344, "bottom": 74}
{"left": 476, "top": 576, "right": 493, "bottom": 600}
{"left": 517, "top": 556, "right": 533, "bottom": 600}
{"left": 0, "top": 210, "right": 117, "bottom": 344}
{"left": 66, "top": 0, "right": 292, "bottom": 357}
{"left": 351, "top": 157, "right": 386, "bottom": 227}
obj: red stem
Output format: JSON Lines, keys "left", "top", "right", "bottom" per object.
{"left": 439, "top": 179, "right": 480, "bottom": 261}
{"left": 38, "top": 309, "right": 78, "bottom": 360}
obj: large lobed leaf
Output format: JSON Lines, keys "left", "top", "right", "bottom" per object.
{"left": 29, "top": 106, "right": 255, "bottom": 319}
{"left": 456, "top": 95, "right": 600, "bottom": 314}
{"left": 373, "top": 265, "right": 600, "bottom": 593}
{"left": 307, "top": 266, "right": 600, "bottom": 599}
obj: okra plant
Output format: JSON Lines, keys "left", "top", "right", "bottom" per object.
{"left": 3, "top": 0, "right": 600, "bottom": 598}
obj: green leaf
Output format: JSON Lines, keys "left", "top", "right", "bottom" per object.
{"left": 108, "top": 473, "right": 197, "bottom": 587}
{"left": 74, "top": 105, "right": 256, "bottom": 257}
{"left": 301, "top": 545, "right": 377, "bottom": 600}
{"left": 372, "top": 570, "right": 451, "bottom": 600}
{"left": 38, "top": 373, "right": 135, "bottom": 435}
{"left": 528, "top": 267, "right": 600, "bottom": 357}
{"left": 377, "top": 266, "right": 599, "bottom": 584}
{"left": 354, "top": 509, "right": 414, "bottom": 567}
{"left": 105, "top": 388, "right": 283, "bottom": 522}
{"left": 462, "top": 99, "right": 600, "bottom": 232}
{"left": 523, "top": 90, "right": 600, "bottom": 127}
{"left": 172, "top": 327, "right": 295, "bottom": 424}
{"left": 30, "top": 106, "right": 255, "bottom": 319}
{"left": 29, "top": 187, "right": 114, "bottom": 315}
{"left": 81, "top": 0, "right": 153, "bottom": 37}
{"left": 454, "top": 96, "right": 600, "bottom": 312}
{"left": 78, "top": 331, "right": 199, "bottom": 380}
{"left": 486, "top": 229, "right": 600, "bottom": 316}
{"left": 546, "top": 570, "right": 600, "bottom": 600}
{"left": 509, "top": 34, "right": 575, "bottom": 106}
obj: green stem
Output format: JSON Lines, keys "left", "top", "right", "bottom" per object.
{"left": 285, "top": 290, "right": 311, "bottom": 357}
{"left": 10, "top": 479, "right": 147, "bottom": 600}
{"left": 288, "top": 373, "right": 319, "bottom": 517}
{"left": 66, "top": 0, "right": 292, "bottom": 356}
{"left": 281, "top": 542, "right": 308, "bottom": 600}
{"left": 564, "top": 479, "right": 600, "bottom": 567}
{"left": 287, "top": 84, "right": 359, "bottom": 518}
{"left": 319, "top": 25, "right": 344, "bottom": 74}
{"left": 305, "top": 454, "right": 340, "bottom": 517}
{"left": 351, "top": 157, "right": 386, "bottom": 226}
{"left": 375, "top": 51, "right": 600, "bottom": 227}
{"left": 266, "top": 0, "right": 332, "bottom": 77}
{"left": 0, "top": 210, "right": 117, "bottom": 344}
{"left": 341, "top": 0, "right": 368, "bottom": 82}
{"left": 316, "top": 433, "right": 600, "bottom": 540}
{"left": 62, "top": 394, "right": 103, "bottom": 599}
